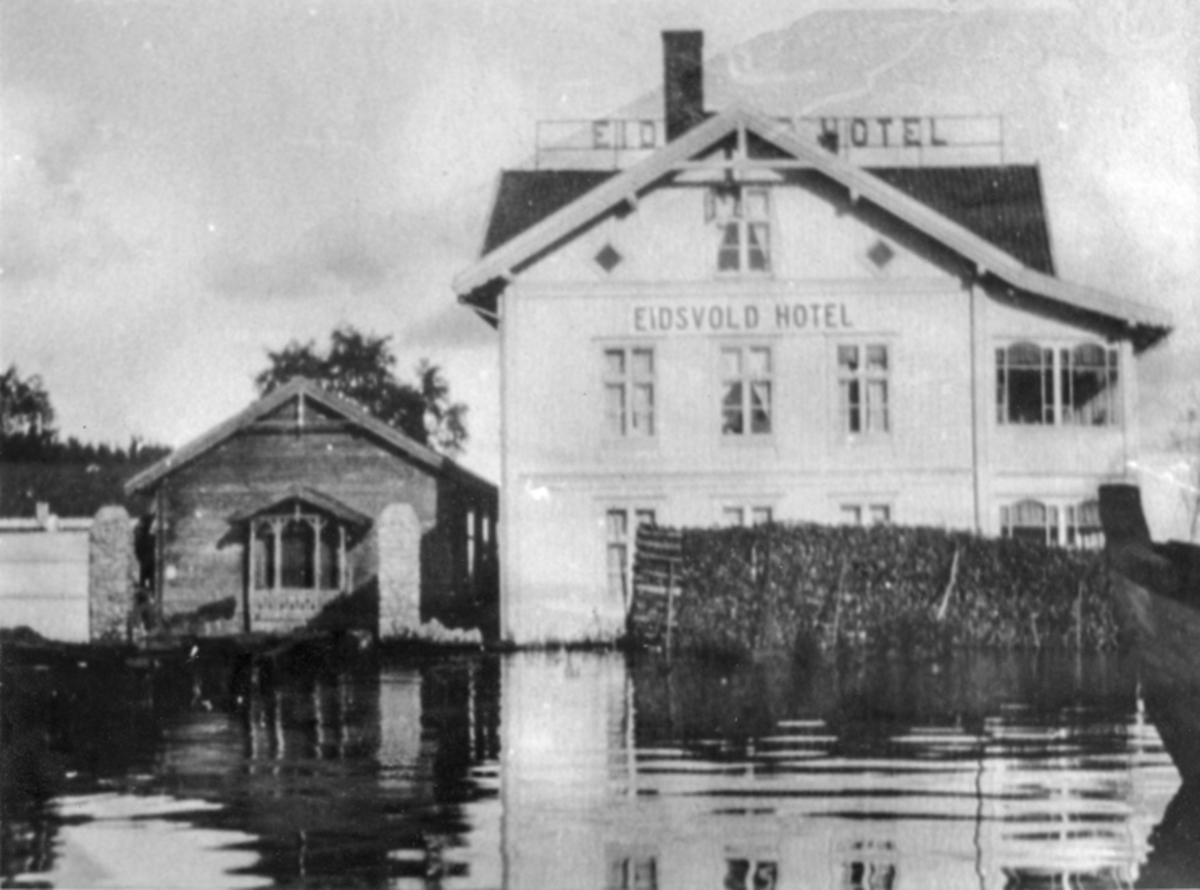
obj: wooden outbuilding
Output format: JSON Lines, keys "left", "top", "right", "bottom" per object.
{"left": 125, "top": 378, "right": 498, "bottom": 639}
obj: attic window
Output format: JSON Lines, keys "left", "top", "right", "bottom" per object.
{"left": 595, "top": 243, "right": 623, "bottom": 273}
{"left": 707, "top": 186, "right": 771, "bottom": 274}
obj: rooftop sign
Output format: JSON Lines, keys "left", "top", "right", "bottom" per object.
{"left": 535, "top": 114, "right": 1004, "bottom": 169}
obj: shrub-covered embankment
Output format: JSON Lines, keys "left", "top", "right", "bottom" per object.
{"left": 629, "top": 523, "right": 1116, "bottom": 656}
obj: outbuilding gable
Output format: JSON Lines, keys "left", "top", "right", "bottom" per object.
{"left": 126, "top": 377, "right": 492, "bottom": 496}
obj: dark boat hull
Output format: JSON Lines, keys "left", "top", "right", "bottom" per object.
{"left": 1100, "top": 484, "right": 1200, "bottom": 783}
{"left": 1108, "top": 570, "right": 1200, "bottom": 782}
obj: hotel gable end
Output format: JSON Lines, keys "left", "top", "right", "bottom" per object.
{"left": 454, "top": 32, "right": 1173, "bottom": 645}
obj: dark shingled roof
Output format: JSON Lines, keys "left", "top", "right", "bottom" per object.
{"left": 870, "top": 166, "right": 1054, "bottom": 276}
{"left": 480, "top": 165, "right": 1055, "bottom": 275}
{"left": 482, "top": 170, "right": 616, "bottom": 254}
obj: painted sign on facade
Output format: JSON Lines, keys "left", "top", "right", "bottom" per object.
{"left": 632, "top": 301, "right": 853, "bottom": 334}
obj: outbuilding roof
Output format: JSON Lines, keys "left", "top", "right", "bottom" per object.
{"left": 227, "top": 484, "right": 374, "bottom": 527}
{"left": 455, "top": 105, "right": 1170, "bottom": 346}
{"left": 125, "top": 377, "right": 494, "bottom": 496}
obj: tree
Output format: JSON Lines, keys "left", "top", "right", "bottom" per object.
{"left": 1, "top": 365, "right": 56, "bottom": 460}
{"left": 255, "top": 326, "right": 469, "bottom": 454}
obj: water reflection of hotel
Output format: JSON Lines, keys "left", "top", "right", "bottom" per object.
{"left": 499, "top": 653, "right": 1174, "bottom": 890}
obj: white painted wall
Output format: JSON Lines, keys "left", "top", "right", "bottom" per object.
{"left": 0, "top": 522, "right": 91, "bottom": 642}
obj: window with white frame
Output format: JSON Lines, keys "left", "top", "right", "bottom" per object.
{"left": 997, "top": 341, "right": 1120, "bottom": 427}
{"left": 1061, "top": 344, "right": 1120, "bottom": 426}
{"left": 721, "top": 345, "right": 772, "bottom": 436}
{"left": 722, "top": 505, "right": 774, "bottom": 527}
{"left": 250, "top": 511, "right": 348, "bottom": 592}
{"left": 839, "top": 503, "right": 891, "bottom": 526}
{"left": 604, "top": 347, "right": 655, "bottom": 438}
{"left": 837, "top": 343, "right": 890, "bottom": 436}
{"left": 707, "top": 185, "right": 771, "bottom": 273}
{"left": 1066, "top": 499, "right": 1104, "bottom": 549}
{"left": 606, "top": 507, "right": 657, "bottom": 607}
{"left": 1000, "top": 499, "right": 1059, "bottom": 545}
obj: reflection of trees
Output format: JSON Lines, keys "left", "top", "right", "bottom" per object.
{"left": 0, "top": 649, "right": 502, "bottom": 888}
{"left": 169, "top": 654, "right": 501, "bottom": 887}
{"left": 1, "top": 651, "right": 197, "bottom": 881}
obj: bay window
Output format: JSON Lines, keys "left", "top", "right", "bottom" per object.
{"left": 997, "top": 341, "right": 1120, "bottom": 427}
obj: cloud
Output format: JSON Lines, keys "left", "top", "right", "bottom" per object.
{"left": 202, "top": 210, "right": 404, "bottom": 299}
{"left": 0, "top": 86, "right": 137, "bottom": 284}
{"left": 398, "top": 303, "right": 498, "bottom": 351}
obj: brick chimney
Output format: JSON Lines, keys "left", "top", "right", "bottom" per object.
{"left": 663, "top": 31, "right": 705, "bottom": 142}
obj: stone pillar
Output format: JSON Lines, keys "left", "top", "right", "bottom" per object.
{"left": 89, "top": 506, "right": 135, "bottom": 642}
{"left": 377, "top": 502, "right": 421, "bottom": 639}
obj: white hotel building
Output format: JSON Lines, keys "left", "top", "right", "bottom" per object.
{"left": 453, "top": 33, "right": 1172, "bottom": 645}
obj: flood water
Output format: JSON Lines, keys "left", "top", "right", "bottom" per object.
{"left": 3, "top": 646, "right": 1199, "bottom": 889}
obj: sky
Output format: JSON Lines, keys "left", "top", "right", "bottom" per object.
{"left": 2, "top": 0, "right": 1197, "bottom": 488}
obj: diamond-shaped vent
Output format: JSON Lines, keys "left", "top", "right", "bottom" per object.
{"left": 595, "top": 243, "right": 623, "bottom": 273}
{"left": 867, "top": 239, "right": 895, "bottom": 269}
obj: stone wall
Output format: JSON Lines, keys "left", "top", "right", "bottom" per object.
{"left": 89, "top": 505, "right": 136, "bottom": 642}
{"left": 377, "top": 502, "right": 421, "bottom": 639}
{"left": 376, "top": 502, "right": 483, "bottom": 645}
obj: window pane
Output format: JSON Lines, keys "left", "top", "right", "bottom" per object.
{"left": 750, "top": 381, "right": 771, "bottom": 433}
{"left": 631, "top": 348, "right": 653, "bottom": 378}
{"left": 604, "top": 349, "right": 625, "bottom": 377}
{"left": 866, "top": 344, "right": 887, "bottom": 371}
{"left": 718, "top": 224, "right": 741, "bottom": 271}
{"left": 318, "top": 522, "right": 339, "bottom": 589}
{"left": 843, "top": 380, "right": 861, "bottom": 433}
{"left": 838, "top": 345, "right": 859, "bottom": 371}
{"left": 1064, "top": 343, "right": 1117, "bottom": 426}
{"left": 721, "top": 347, "right": 742, "bottom": 378}
{"left": 745, "top": 188, "right": 769, "bottom": 219}
{"left": 712, "top": 190, "right": 738, "bottom": 221}
{"left": 748, "top": 346, "right": 771, "bottom": 376}
{"left": 750, "top": 507, "right": 772, "bottom": 525}
{"left": 866, "top": 380, "right": 888, "bottom": 432}
{"left": 723, "top": 507, "right": 745, "bottom": 526}
{"left": 607, "top": 509, "right": 628, "bottom": 540}
{"left": 840, "top": 505, "right": 862, "bottom": 525}
{"left": 747, "top": 223, "right": 769, "bottom": 271}
{"left": 605, "top": 384, "right": 626, "bottom": 435}
{"left": 1007, "top": 367, "right": 1048, "bottom": 424}
{"left": 281, "top": 519, "right": 314, "bottom": 588}
{"left": 1008, "top": 342, "right": 1044, "bottom": 366}
{"left": 632, "top": 384, "right": 654, "bottom": 435}
{"left": 1013, "top": 500, "right": 1046, "bottom": 524}
{"left": 723, "top": 382, "right": 744, "bottom": 434}
{"left": 253, "top": 524, "right": 274, "bottom": 590}
{"left": 634, "top": 509, "right": 656, "bottom": 528}
{"left": 868, "top": 505, "right": 890, "bottom": 524}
